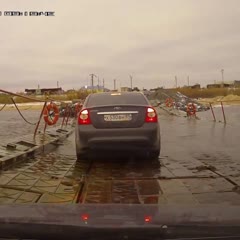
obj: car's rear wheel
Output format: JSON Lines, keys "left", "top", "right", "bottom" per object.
{"left": 76, "top": 143, "right": 88, "bottom": 161}
{"left": 76, "top": 151, "right": 88, "bottom": 161}
{"left": 75, "top": 133, "right": 88, "bottom": 161}
{"left": 148, "top": 150, "right": 160, "bottom": 161}
{"left": 137, "top": 149, "right": 160, "bottom": 161}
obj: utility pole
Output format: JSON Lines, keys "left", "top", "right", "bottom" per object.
{"left": 129, "top": 75, "right": 133, "bottom": 90}
{"left": 114, "top": 79, "right": 116, "bottom": 90}
{"left": 89, "top": 73, "right": 97, "bottom": 92}
{"left": 103, "top": 78, "right": 105, "bottom": 88}
{"left": 221, "top": 69, "right": 224, "bottom": 84}
{"left": 98, "top": 76, "right": 100, "bottom": 91}
{"left": 187, "top": 76, "right": 190, "bottom": 87}
{"left": 175, "top": 76, "right": 178, "bottom": 88}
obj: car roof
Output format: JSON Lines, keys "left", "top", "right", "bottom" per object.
{"left": 89, "top": 92, "right": 144, "bottom": 97}
{"left": 85, "top": 91, "right": 148, "bottom": 107}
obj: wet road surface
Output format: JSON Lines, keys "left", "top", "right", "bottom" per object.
{"left": 0, "top": 107, "right": 239, "bottom": 205}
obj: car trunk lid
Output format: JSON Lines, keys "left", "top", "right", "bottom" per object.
{"left": 88, "top": 105, "right": 147, "bottom": 129}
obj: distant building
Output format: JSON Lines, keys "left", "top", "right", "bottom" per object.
{"left": 80, "top": 85, "right": 110, "bottom": 92}
{"left": 233, "top": 80, "right": 240, "bottom": 87}
{"left": 191, "top": 84, "right": 201, "bottom": 89}
{"left": 205, "top": 81, "right": 240, "bottom": 88}
{"left": 182, "top": 84, "right": 201, "bottom": 89}
{"left": 25, "top": 87, "right": 63, "bottom": 95}
{"left": 206, "top": 83, "right": 232, "bottom": 89}
{"left": 120, "top": 87, "right": 132, "bottom": 92}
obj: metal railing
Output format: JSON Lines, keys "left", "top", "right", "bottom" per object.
{"left": 203, "top": 99, "right": 240, "bottom": 124}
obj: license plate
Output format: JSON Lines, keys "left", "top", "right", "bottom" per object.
{"left": 104, "top": 114, "right": 132, "bottom": 121}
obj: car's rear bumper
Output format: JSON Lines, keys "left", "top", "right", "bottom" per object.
{"left": 76, "top": 123, "right": 160, "bottom": 152}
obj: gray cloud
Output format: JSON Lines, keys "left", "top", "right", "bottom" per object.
{"left": 1, "top": 0, "right": 240, "bottom": 92}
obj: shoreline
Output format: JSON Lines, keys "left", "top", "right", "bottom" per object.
{"left": 0, "top": 101, "right": 72, "bottom": 111}
{"left": 1, "top": 95, "right": 240, "bottom": 111}
{"left": 198, "top": 99, "right": 240, "bottom": 106}
{"left": 0, "top": 103, "right": 45, "bottom": 111}
{"left": 195, "top": 94, "right": 240, "bottom": 106}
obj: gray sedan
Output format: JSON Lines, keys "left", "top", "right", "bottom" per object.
{"left": 75, "top": 92, "right": 161, "bottom": 160}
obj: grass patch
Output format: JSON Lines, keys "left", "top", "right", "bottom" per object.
{"left": 0, "top": 94, "right": 12, "bottom": 104}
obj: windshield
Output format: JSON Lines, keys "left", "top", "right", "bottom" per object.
{"left": 0, "top": 1, "right": 240, "bottom": 239}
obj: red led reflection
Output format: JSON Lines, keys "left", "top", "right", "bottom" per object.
{"left": 144, "top": 216, "right": 152, "bottom": 223}
{"left": 81, "top": 214, "right": 89, "bottom": 221}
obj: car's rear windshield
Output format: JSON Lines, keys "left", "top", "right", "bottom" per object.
{"left": 86, "top": 93, "right": 148, "bottom": 107}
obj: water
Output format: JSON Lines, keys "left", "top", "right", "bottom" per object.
{"left": 0, "top": 105, "right": 239, "bottom": 142}
{"left": 159, "top": 106, "right": 240, "bottom": 165}
{"left": 197, "top": 105, "right": 240, "bottom": 126}
{"left": 0, "top": 110, "right": 63, "bottom": 142}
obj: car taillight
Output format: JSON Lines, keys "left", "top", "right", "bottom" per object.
{"left": 145, "top": 107, "right": 158, "bottom": 123}
{"left": 78, "top": 109, "right": 91, "bottom": 125}
{"left": 144, "top": 216, "right": 152, "bottom": 223}
{"left": 81, "top": 214, "right": 89, "bottom": 221}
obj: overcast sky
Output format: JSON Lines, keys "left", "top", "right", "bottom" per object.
{"left": 1, "top": 0, "right": 240, "bottom": 92}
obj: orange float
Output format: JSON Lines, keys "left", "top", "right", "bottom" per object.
{"left": 165, "top": 98, "right": 174, "bottom": 107}
{"left": 43, "top": 103, "right": 59, "bottom": 125}
{"left": 186, "top": 103, "right": 196, "bottom": 116}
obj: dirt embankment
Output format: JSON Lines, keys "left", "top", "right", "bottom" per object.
{"left": 198, "top": 94, "right": 240, "bottom": 105}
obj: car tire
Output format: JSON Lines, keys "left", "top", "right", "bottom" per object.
{"left": 76, "top": 143, "right": 88, "bottom": 161}
{"left": 76, "top": 151, "right": 88, "bottom": 161}
{"left": 148, "top": 150, "right": 160, "bottom": 161}
{"left": 75, "top": 135, "right": 88, "bottom": 161}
